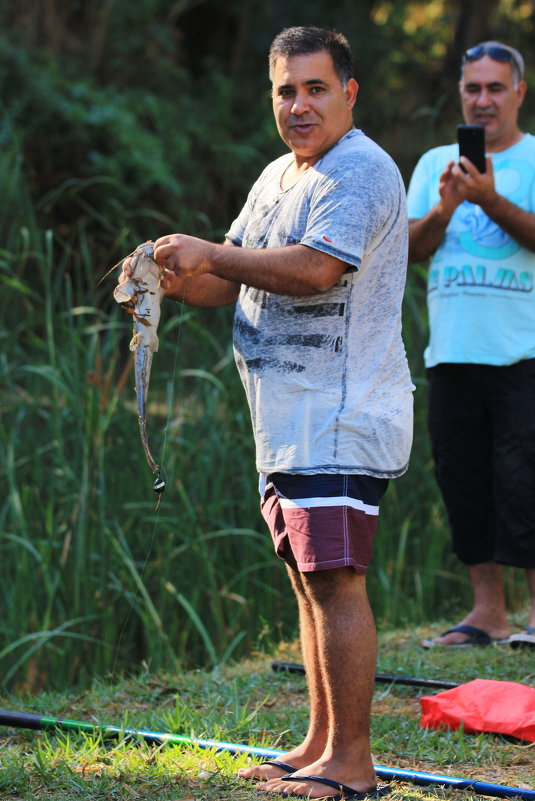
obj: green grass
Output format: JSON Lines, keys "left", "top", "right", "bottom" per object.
{"left": 0, "top": 627, "right": 534, "bottom": 800}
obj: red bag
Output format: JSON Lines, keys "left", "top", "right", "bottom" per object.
{"left": 420, "top": 678, "right": 535, "bottom": 742}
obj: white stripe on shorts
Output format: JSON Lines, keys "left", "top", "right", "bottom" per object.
{"left": 278, "top": 495, "right": 379, "bottom": 516}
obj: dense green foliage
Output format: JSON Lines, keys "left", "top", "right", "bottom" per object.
{"left": 1, "top": 0, "right": 535, "bottom": 690}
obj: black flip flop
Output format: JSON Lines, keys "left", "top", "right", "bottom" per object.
{"left": 238, "top": 759, "right": 296, "bottom": 781}
{"left": 261, "top": 774, "right": 391, "bottom": 800}
{"left": 422, "top": 624, "right": 509, "bottom": 649}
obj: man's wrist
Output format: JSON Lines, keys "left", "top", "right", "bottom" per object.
{"left": 434, "top": 199, "right": 456, "bottom": 226}
{"left": 209, "top": 241, "right": 231, "bottom": 279}
{"left": 479, "top": 191, "right": 502, "bottom": 217}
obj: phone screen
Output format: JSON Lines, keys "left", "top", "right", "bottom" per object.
{"left": 457, "top": 124, "right": 486, "bottom": 173}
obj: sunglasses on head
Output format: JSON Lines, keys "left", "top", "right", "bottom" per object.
{"left": 462, "top": 44, "right": 521, "bottom": 75}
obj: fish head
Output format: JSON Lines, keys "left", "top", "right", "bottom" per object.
{"left": 113, "top": 241, "right": 161, "bottom": 304}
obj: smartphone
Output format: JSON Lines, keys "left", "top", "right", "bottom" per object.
{"left": 457, "top": 124, "right": 486, "bottom": 172}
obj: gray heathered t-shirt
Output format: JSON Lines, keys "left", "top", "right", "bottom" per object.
{"left": 226, "top": 128, "right": 414, "bottom": 478}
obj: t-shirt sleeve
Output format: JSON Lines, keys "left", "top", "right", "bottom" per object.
{"left": 226, "top": 186, "right": 256, "bottom": 247}
{"left": 226, "top": 158, "right": 286, "bottom": 246}
{"left": 300, "top": 152, "right": 404, "bottom": 269}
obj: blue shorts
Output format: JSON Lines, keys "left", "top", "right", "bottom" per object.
{"left": 260, "top": 473, "right": 389, "bottom": 574}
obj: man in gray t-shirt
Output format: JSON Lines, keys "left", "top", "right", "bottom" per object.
{"left": 229, "top": 127, "right": 412, "bottom": 479}
{"left": 149, "top": 26, "right": 412, "bottom": 800}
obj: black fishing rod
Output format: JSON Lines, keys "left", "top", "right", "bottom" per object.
{"left": 1, "top": 708, "right": 534, "bottom": 800}
{"left": 271, "top": 661, "right": 460, "bottom": 689}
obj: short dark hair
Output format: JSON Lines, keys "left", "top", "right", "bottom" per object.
{"left": 269, "top": 26, "right": 354, "bottom": 87}
{"left": 461, "top": 41, "right": 524, "bottom": 85}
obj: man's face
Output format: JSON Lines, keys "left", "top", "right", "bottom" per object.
{"left": 459, "top": 55, "right": 526, "bottom": 151}
{"left": 271, "top": 50, "right": 358, "bottom": 166}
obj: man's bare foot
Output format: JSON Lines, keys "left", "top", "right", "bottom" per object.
{"left": 237, "top": 759, "right": 296, "bottom": 781}
{"left": 422, "top": 621, "right": 510, "bottom": 648}
{"left": 257, "top": 757, "right": 377, "bottom": 798}
{"left": 238, "top": 741, "right": 326, "bottom": 781}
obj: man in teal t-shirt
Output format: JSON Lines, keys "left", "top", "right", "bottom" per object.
{"left": 407, "top": 41, "right": 535, "bottom": 649}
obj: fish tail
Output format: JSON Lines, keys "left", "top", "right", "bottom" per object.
{"left": 138, "top": 415, "right": 160, "bottom": 474}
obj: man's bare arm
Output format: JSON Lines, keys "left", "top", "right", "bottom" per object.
{"left": 454, "top": 155, "right": 535, "bottom": 252}
{"left": 162, "top": 271, "right": 240, "bottom": 307}
{"left": 477, "top": 193, "right": 535, "bottom": 253}
{"left": 154, "top": 235, "right": 348, "bottom": 296}
{"left": 408, "top": 160, "right": 464, "bottom": 264}
{"left": 408, "top": 210, "right": 453, "bottom": 264}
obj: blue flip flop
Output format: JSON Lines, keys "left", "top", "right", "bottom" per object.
{"left": 422, "top": 624, "right": 509, "bottom": 649}
{"left": 260, "top": 774, "right": 391, "bottom": 800}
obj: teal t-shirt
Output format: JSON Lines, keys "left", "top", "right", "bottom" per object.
{"left": 407, "top": 134, "right": 535, "bottom": 367}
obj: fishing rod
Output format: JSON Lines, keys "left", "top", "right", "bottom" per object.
{"left": 272, "top": 661, "right": 460, "bottom": 690}
{"left": 1, "top": 708, "right": 534, "bottom": 800}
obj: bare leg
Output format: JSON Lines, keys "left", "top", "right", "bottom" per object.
{"left": 237, "top": 565, "right": 327, "bottom": 780}
{"left": 259, "top": 566, "right": 378, "bottom": 798}
{"left": 430, "top": 561, "right": 510, "bottom": 645}
{"left": 281, "top": 566, "right": 330, "bottom": 761}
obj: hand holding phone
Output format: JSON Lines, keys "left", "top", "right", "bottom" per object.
{"left": 457, "top": 124, "right": 486, "bottom": 173}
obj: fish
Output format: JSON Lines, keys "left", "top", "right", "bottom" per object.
{"left": 113, "top": 241, "right": 166, "bottom": 495}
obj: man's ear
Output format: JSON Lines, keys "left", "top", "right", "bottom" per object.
{"left": 346, "top": 77, "right": 359, "bottom": 109}
{"left": 516, "top": 79, "right": 527, "bottom": 109}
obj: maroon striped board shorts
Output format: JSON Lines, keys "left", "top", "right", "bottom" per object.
{"left": 260, "top": 472, "right": 389, "bottom": 574}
